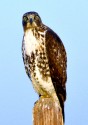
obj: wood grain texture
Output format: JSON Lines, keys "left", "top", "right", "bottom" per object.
{"left": 33, "top": 97, "right": 64, "bottom": 125}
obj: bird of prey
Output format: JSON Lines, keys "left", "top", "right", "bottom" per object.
{"left": 22, "top": 11, "right": 67, "bottom": 122}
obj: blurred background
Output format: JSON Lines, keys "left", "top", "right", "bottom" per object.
{"left": 0, "top": 0, "right": 88, "bottom": 125}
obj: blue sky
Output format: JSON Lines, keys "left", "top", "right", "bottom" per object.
{"left": 0, "top": 0, "right": 88, "bottom": 125}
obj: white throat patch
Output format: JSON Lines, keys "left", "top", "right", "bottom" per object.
{"left": 24, "top": 29, "right": 45, "bottom": 56}
{"left": 24, "top": 29, "right": 38, "bottom": 56}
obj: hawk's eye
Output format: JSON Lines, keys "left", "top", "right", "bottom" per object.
{"left": 23, "top": 16, "right": 28, "bottom": 22}
{"left": 34, "top": 15, "right": 39, "bottom": 20}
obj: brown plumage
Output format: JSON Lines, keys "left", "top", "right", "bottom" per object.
{"left": 22, "top": 11, "right": 67, "bottom": 122}
{"left": 46, "top": 29, "right": 67, "bottom": 121}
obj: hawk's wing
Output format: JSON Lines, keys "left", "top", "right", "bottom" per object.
{"left": 45, "top": 28, "right": 67, "bottom": 120}
{"left": 45, "top": 28, "right": 67, "bottom": 100}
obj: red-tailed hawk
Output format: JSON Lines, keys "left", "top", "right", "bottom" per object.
{"left": 22, "top": 11, "right": 67, "bottom": 122}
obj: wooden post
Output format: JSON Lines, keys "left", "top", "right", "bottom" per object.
{"left": 33, "top": 97, "right": 64, "bottom": 125}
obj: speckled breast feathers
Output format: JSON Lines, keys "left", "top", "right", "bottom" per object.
{"left": 22, "top": 28, "right": 58, "bottom": 100}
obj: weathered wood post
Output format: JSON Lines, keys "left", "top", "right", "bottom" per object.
{"left": 33, "top": 97, "right": 64, "bottom": 125}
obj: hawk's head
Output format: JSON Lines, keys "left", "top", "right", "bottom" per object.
{"left": 22, "top": 11, "right": 42, "bottom": 31}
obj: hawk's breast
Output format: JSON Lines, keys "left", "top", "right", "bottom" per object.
{"left": 24, "top": 29, "right": 40, "bottom": 56}
{"left": 22, "top": 29, "right": 54, "bottom": 95}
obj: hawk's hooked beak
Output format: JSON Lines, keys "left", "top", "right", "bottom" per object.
{"left": 29, "top": 18, "right": 33, "bottom": 25}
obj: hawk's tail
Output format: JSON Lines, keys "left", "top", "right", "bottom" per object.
{"left": 53, "top": 82, "right": 66, "bottom": 122}
{"left": 58, "top": 94, "right": 65, "bottom": 122}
